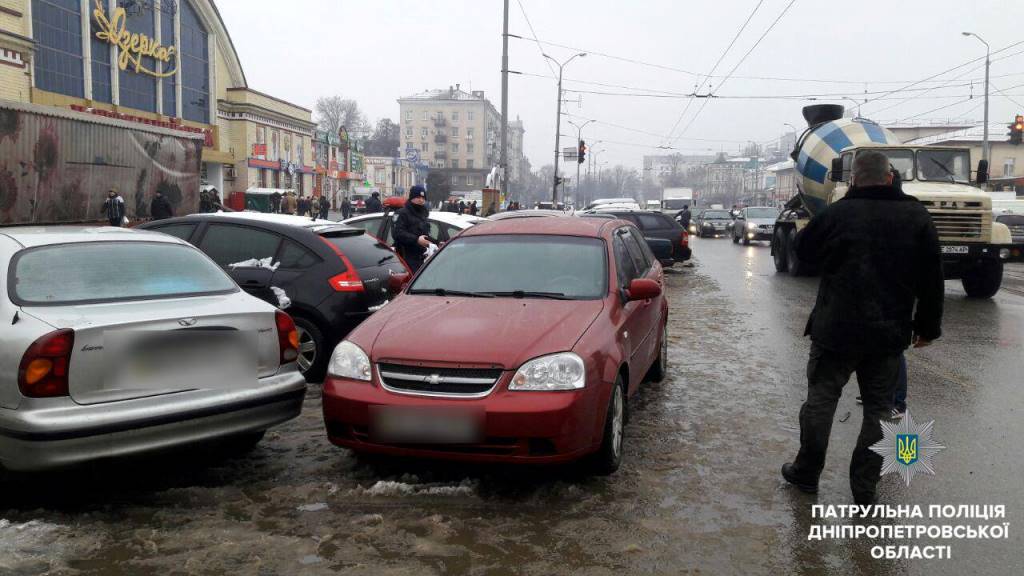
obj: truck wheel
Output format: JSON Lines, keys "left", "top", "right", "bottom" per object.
{"left": 773, "top": 227, "right": 789, "bottom": 272}
{"left": 961, "top": 260, "right": 1003, "bottom": 298}
{"left": 786, "top": 228, "right": 809, "bottom": 277}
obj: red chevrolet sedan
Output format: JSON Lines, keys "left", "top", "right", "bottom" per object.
{"left": 321, "top": 217, "right": 668, "bottom": 473}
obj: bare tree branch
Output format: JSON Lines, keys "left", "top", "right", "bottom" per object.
{"left": 314, "top": 96, "right": 368, "bottom": 136}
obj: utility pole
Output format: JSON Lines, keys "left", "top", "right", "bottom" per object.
{"left": 963, "top": 32, "right": 991, "bottom": 165}
{"left": 500, "top": 0, "right": 509, "bottom": 201}
{"left": 545, "top": 52, "right": 586, "bottom": 205}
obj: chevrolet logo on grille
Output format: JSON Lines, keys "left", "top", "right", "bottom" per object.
{"left": 427, "top": 374, "right": 442, "bottom": 385}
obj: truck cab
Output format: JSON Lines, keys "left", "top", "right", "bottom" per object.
{"left": 799, "top": 144, "right": 1022, "bottom": 297}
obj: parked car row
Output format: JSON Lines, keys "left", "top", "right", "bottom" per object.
{"left": 1, "top": 208, "right": 670, "bottom": 475}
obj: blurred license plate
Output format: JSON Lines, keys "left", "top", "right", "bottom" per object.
{"left": 370, "top": 406, "right": 482, "bottom": 444}
{"left": 107, "top": 330, "right": 255, "bottom": 390}
{"left": 941, "top": 245, "right": 969, "bottom": 254}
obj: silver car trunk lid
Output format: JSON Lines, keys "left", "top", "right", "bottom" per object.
{"left": 21, "top": 293, "right": 280, "bottom": 405}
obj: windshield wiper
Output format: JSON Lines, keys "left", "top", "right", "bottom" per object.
{"left": 408, "top": 288, "right": 495, "bottom": 298}
{"left": 377, "top": 254, "right": 395, "bottom": 265}
{"left": 927, "top": 157, "right": 957, "bottom": 182}
{"left": 486, "top": 290, "right": 573, "bottom": 300}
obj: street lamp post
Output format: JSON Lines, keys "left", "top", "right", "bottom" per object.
{"left": 963, "top": 32, "right": 991, "bottom": 165}
{"left": 544, "top": 52, "right": 586, "bottom": 206}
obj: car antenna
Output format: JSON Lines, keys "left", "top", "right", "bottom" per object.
{"left": 11, "top": 311, "right": 19, "bottom": 325}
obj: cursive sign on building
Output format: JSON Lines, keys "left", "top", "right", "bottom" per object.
{"left": 92, "top": 0, "right": 178, "bottom": 78}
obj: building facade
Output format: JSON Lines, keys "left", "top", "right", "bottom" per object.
{"left": 643, "top": 154, "right": 717, "bottom": 186}
{"left": 398, "top": 85, "right": 501, "bottom": 190}
{"left": 1, "top": 0, "right": 314, "bottom": 207}
{"left": 361, "top": 156, "right": 421, "bottom": 198}
{"left": 508, "top": 116, "right": 526, "bottom": 183}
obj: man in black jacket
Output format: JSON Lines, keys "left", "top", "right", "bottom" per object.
{"left": 365, "top": 192, "right": 383, "bottom": 214}
{"left": 675, "top": 205, "right": 692, "bottom": 228}
{"left": 781, "top": 150, "right": 944, "bottom": 505}
{"left": 393, "top": 185, "right": 432, "bottom": 273}
{"left": 150, "top": 191, "right": 174, "bottom": 220}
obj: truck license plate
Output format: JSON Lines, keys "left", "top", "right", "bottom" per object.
{"left": 941, "top": 245, "right": 969, "bottom": 254}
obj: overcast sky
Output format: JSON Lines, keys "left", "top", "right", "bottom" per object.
{"left": 218, "top": 0, "right": 1023, "bottom": 172}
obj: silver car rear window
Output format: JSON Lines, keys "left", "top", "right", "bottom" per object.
{"left": 10, "top": 241, "right": 237, "bottom": 305}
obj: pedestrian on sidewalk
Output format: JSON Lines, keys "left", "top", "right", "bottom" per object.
{"left": 393, "top": 185, "right": 432, "bottom": 273}
{"left": 780, "top": 150, "right": 944, "bottom": 505}
{"left": 341, "top": 195, "right": 352, "bottom": 219}
{"left": 318, "top": 195, "right": 330, "bottom": 220}
{"left": 150, "top": 190, "right": 174, "bottom": 220}
{"left": 102, "top": 188, "right": 126, "bottom": 227}
{"left": 270, "top": 191, "right": 281, "bottom": 213}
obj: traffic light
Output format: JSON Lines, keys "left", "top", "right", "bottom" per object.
{"left": 578, "top": 140, "right": 586, "bottom": 164}
{"left": 1011, "top": 115, "right": 1024, "bottom": 145}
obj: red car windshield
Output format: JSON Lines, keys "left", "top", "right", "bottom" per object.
{"left": 410, "top": 235, "right": 608, "bottom": 300}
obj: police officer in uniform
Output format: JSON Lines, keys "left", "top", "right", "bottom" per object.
{"left": 393, "top": 185, "right": 432, "bottom": 273}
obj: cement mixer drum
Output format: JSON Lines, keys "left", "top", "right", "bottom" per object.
{"left": 793, "top": 117, "right": 901, "bottom": 214}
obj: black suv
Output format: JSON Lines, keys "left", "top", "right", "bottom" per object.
{"left": 584, "top": 210, "right": 691, "bottom": 266}
{"left": 139, "top": 213, "right": 410, "bottom": 381}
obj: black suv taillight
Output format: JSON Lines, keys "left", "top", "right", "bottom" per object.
{"left": 18, "top": 329, "right": 74, "bottom": 397}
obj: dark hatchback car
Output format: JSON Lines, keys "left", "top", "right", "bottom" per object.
{"left": 139, "top": 213, "right": 410, "bottom": 381}
{"left": 584, "top": 210, "right": 690, "bottom": 267}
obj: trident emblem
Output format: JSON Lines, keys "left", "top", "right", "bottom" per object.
{"left": 897, "top": 434, "right": 918, "bottom": 465}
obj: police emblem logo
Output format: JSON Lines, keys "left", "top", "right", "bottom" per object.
{"left": 870, "top": 410, "right": 944, "bottom": 487}
{"left": 896, "top": 434, "right": 918, "bottom": 465}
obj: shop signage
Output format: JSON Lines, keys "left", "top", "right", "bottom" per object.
{"left": 252, "top": 143, "right": 267, "bottom": 158}
{"left": 92, "top": 0, "right": 178, "bottom": 78}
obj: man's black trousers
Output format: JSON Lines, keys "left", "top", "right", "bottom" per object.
{"left": 792, "top": 342, "right": 901, "bottom": 500}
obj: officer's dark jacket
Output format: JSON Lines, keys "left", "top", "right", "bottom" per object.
{"left": 795, "top": 184, "right": 943, "bottom": 354}
{"left": 393, "top": 203, "right": 431, "bottom": 261}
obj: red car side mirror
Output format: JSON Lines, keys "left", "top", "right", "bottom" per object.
{"left": 625, "top": 278, "right": 661, "bottom": 301}
{"left": 388, "top": 272, "right": 411, "bottom": 292}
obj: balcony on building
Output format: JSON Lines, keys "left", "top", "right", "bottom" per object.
{"left": 435, "top": 133, "right": 448, "bottom": 144}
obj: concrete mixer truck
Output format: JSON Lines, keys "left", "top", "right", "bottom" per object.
{"left": 771, "top": 104, "right": 1024, "bottom": 298}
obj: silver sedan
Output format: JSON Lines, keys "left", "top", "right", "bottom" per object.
{"left": 0, "top": 226, "right": 307, "bottom": 471}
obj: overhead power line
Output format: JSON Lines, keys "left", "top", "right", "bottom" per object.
{"left": 673, "top": 0, "right": 799, "bottom": 143}
{"left": 515, "top": 0, "right": 556, "bottom": 79}
{"left": 508, "top": 35, "right": 1024, "bottom": 86}
{"left": 864, "top": 39, "right": 1024, "bottom": 112}
{"left": 662, "top": 0, "right": 766, "bottom": 145}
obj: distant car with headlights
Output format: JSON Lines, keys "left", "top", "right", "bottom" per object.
{"left": 730, "top": 206, "right": 779, "bottom": 245}
{"left": 322, "top": 217, "right": 668, "bottom": 473}
{"left": 0, "top": 226, "right": 307, "bottom": 471}
{"left": 694, "top": 209, "right": 734, "bottom": 238}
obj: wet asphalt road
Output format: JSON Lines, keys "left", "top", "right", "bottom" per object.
{"left": 2, "top": 238, "right": 1022, "bottom": 575}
